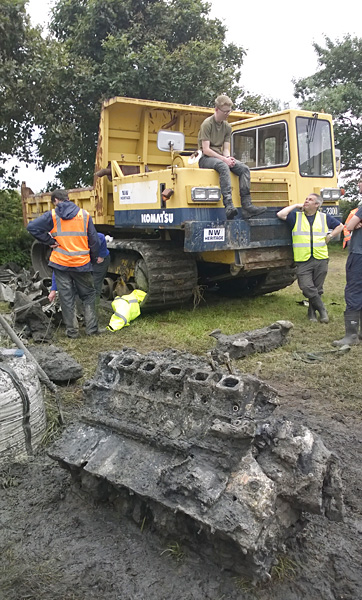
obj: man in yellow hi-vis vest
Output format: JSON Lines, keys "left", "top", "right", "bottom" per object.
{"left": 277, "top": 194, "right": 343, "bottom": 323}
{"left": 107, "top": 289, "right": 147, "bottom": 331}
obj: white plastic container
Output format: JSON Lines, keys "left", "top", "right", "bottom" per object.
{"left": 0, "top": 355, "right": 47, "bottom": 464}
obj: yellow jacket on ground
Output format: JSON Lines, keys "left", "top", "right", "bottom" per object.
{"left": 107, "top": 289, "right": 147, "bottom": 331}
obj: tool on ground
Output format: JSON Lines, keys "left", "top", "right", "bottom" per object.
{"left": 292, "top": 345, "right": 351, "bottom": 363}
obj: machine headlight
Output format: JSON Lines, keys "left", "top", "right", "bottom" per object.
{"left": 193, "top": 188, "right": 207, "bottom": 199}
{"left": 320, "top": 188, "right": 341, "bottom": 200}
{"left": 208, "top": 190, "right": 221, "bottom": 200}
{"left": 191, "top": 187, "right": 221, "bottom": 202}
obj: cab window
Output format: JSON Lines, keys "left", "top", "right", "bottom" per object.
{"left": 296, "top": 117, "right": 334, "bottom": 177}
{"left": 232, "top": 122, "right": 289, "bottom": 169}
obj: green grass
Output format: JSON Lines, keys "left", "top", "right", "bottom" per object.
{"left": 160, "top": 541, "right": 185, "bottom": 563}
{"left": 54, "top": 245, "right": 361, "bottom": 414}
{"left": 2, "top": 246, "right": 361, "bottom": 421}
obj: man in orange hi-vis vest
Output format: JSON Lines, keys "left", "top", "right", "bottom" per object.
{"left": 27, "top": 189, "right": 100, "bottom": 338}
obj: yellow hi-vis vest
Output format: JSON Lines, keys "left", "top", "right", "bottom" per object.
{"left": 292, "top": 211, "right": 329, "bottom": 262}
{"left": 107, "top": 289, "right": 147, "bottom": 332}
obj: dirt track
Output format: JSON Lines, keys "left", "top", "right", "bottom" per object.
{"left": 1, "top": 371, "right": 362, "bottom": 600}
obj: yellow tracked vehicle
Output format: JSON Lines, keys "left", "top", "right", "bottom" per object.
{"left": 22, "top": 97, "right": 341, "bottom": 310}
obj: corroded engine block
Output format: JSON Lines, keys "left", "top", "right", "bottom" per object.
{"left": 49, "top": 348, "right": 344, "bottom": 581}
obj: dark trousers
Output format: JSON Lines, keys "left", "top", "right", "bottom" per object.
{"left": 296, "top": 257, "right": 329, "bottom": 299}
{"left": 345, "top": 253, "right": 362, "bottom": 311}
{"left": 198, "top": 155, "right": 250, "bottom": 202}
{"left": 54, "top": 269, "right": 98, "bottom": 337}
{"left": 92, "top": 254, "right": 110, "bottom": 298}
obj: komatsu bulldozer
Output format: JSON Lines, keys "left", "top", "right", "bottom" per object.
{"left": 22, "top": 97, "right": 341, "bottom": 310}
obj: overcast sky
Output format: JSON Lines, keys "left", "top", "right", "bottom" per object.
{"left": 18, "top": 0, "right": 362, "bottom": 191}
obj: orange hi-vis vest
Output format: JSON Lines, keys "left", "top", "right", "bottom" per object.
{"left": 49, "top": 208, "right": 91, "bottom": 267}
{"left": 343, "top": 208, "right": 358, "bottom": 248}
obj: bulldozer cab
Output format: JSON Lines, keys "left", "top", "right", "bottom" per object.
{"left": 231, "top": 110, "right": 340, "bottom": 216}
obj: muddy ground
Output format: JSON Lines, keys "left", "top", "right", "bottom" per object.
{"left": 1, "top": 371, "right": 362, "bottom": 600}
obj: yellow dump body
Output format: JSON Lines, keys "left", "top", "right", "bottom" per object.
{"left": 22, "top": 97, "right": 254, "bottom": 226}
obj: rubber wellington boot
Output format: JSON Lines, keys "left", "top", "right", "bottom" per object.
{"left": 307, "top": 303, "right": 317, "bottom": 322}
{"left": 241, "top": 195, "right": 266, "bottom": 219}
{"left": 333, "top": 310, "right": 360, "bottom": 346}
{"left": 224, "top": 198, "right": 238, "bottom": 220}
{"left": 310, "top": 295, "right": 329, "bottom": 323}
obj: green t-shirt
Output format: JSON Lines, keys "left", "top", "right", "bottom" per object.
{"left": 198, "top": 115, "right": 232, "bottom": 155}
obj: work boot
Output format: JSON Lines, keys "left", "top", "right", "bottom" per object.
{"left": 333, "top": 310, "right": 360, "bottom": 346}
{"left": 310, "top": 295, "right": 329, "bottom": 324}
{"left": 223, "top": 197, "right": 238, "bottom": 220}
{"left": 307, "top": 303, "right": 317, "bottom": 322}
{"left": 241, "top": 195, "right": 267, "bottom": 219}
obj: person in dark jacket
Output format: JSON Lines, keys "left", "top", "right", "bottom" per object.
{"left": 49, "top": 232, "right": 110, "bottom": 311}
{"left": 93, "top": 233, "right": 111, "bottom": 301}
{"left": 27, "top": 189, "right": 100, "bottom": 338}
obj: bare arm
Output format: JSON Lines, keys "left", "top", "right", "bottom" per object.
{"left": 95, "top": 167, "right": 112, "bottom": 178}
{"left": 276, "top": 204, "right": 303, "bottom": 220}
{"left": 346, "top": 214, "right": 362, "bottom": 232}
{"left": 222, "top": 142, "right": 235, "bottom": 167}
{"left": 326, "top": 222, "right": 344, "bottom": 243}
{"left": 202, "top": 141, "right": 235, "bottom": 167}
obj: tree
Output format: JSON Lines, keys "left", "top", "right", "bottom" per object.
{"left": 237, "top": 93, "right": 281, "bottom": 115}
{"left": 29, "top": 0, "right": 247, "bottom": 188}
{"left": 0, "top": 0, "right": 50, "bottom": 185}
{"left": 294, "top": 35, "right": 362, "bottom": 176}
{"left": 1, "top": 0, "right": 281, "bottom": 189}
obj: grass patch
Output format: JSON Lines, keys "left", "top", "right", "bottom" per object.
{"left": 271, "top": 555, "right": 298, "bottom": 582}
{"left": 0, "top": 550, "right": 64, "bottom": 600}
{"left": 0, "top": 467, "right": 20, "bottom": 489}
{"left": 160, "top": 541, "right": 185, "bottom": 563}
{"left": 28, "top": 246, "right": 362, "bottom": 415}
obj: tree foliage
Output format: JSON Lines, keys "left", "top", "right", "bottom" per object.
{"left": 294, "top": 35, "right": 362, "bottom": 175}
{"left": 237, "top": 93, "right": 281, "bottom": 115}
{"left": 32, "top": 0, "right": 248, "bottom": 188}
{"left": 1, "top": 0, "right": 281, "bottom": 190}
{"left": 0, "top": 189, "right": 32, "bottom": 266}
{"left": 0, "top": 0, "right": 49, "bottom": 184}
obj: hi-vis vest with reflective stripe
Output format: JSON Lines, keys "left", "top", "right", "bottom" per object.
{"left": 292, "top": 211, "right": 328, "bottom": 262}
{"left": 107, "top": 289, "right": 147, "bottom": 332}
{"left": 49, "top": 208, "right": 90, "bottom": 267}
{"left": 343, "top": 208, "right": 358, "bottom": 249}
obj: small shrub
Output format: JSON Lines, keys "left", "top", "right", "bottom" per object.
{"left": 0, "top": 189, "right": 32, "bottom": 267}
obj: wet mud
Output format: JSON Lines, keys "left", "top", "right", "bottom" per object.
{"left": 1, "top": 365, "right": 361, "bottom": 600}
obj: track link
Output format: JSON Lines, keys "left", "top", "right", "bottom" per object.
{"left": 108, "top": 240, "right": 198, "bottom": 311}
